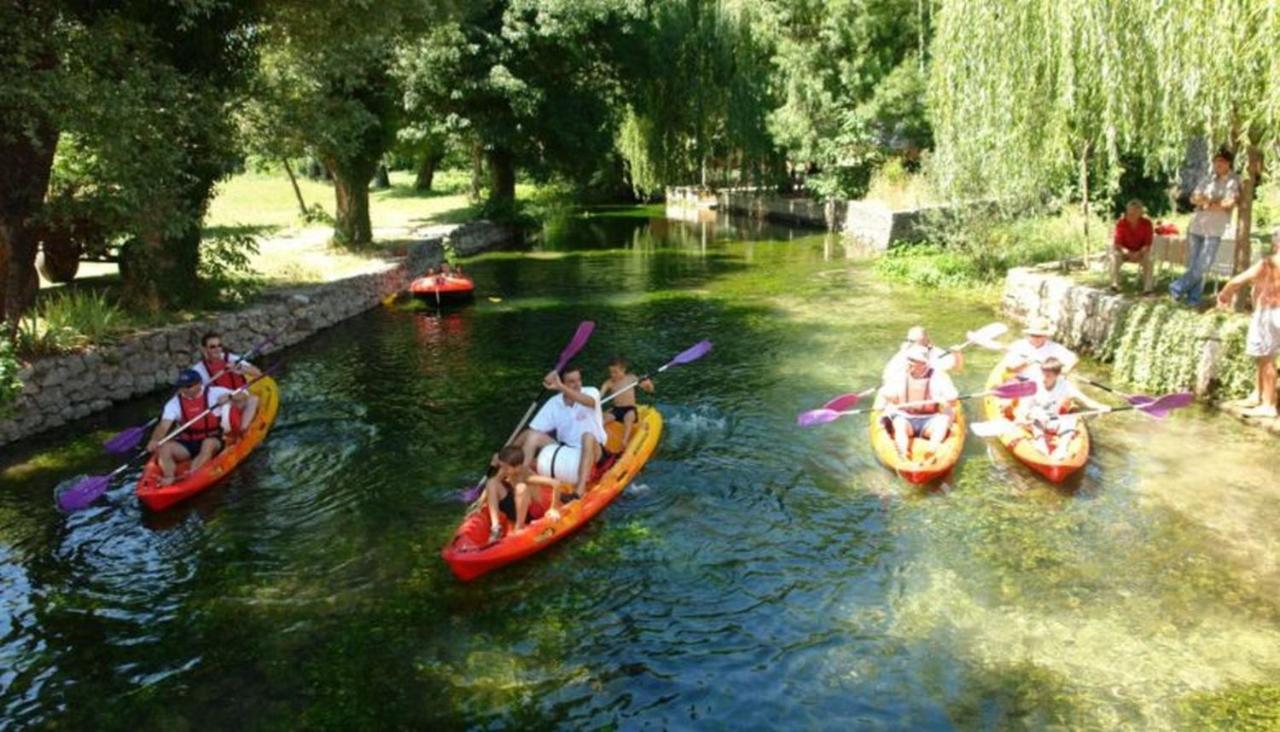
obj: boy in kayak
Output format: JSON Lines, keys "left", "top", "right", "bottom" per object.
{"left": 511, "top": 364, "right": 606, "bottom": 519}
{"left": 192, "top": 332, "right": 261, "bottom": 434}
{"left": 485, "top": 445, "right": 558, "bottom": 540}
{"left": 147, "top": 369, "right": 233, "bottom": 486}
{"left": 600, "top": 355, "right": 654, "bottom": 448}
{"left": 1016, "top": 357, "right": 1110, "bottom": 459}
{"left": 1001, "top": 319, "right": 1079, "bottom": 378}
{"left": 881, "top": 326, "right": 962, "bottom": 383}
{"left": 877, "top": 345, "right": 959, "bottom": 461}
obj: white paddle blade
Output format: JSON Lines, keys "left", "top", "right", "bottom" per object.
{"left": 970, "top": 419, "right": 1015, "bottom": 438}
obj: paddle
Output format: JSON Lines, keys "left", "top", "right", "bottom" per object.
{"left": 969, "top": 391, "right": 1195, "bottom": 438}
{"left": 1079, "top": 378, "right": 1157, "bottom": 407}
{"left": 459, "top": 321, "right": 596, "bottom": 502}
{"left": 59, "top": 365, "right": 281, "bottom": 512}
{"left": 102, "top": 330, "right": 282, "bottom": 455}
{"left": 804, "top": 324, "right": 1010, "bottom": 415}
{"left": 600, "top": 340, "right": 714, "bottom": 406}
{"left": 796, "top": 380, "right": 1037, "bottom": 427}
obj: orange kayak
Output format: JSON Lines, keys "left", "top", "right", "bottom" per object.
{"left": 981, "top": 365, "right": 1089, "bottom": 483}
{"left": 442, "top": 406, "right": 662, "bottom": 581}
{"left": 136, "top": 376, "right": 280, "bottom": 511}
{"left": 868, "top": 403, "right": 966, "bottom": 484}
{"left": 409, "top": 275, "right": 474, "bottom": 305}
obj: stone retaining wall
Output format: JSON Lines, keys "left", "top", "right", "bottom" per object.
{"left": 0, "top": 221, "right": 517, "bottom": 446}
{"left": 670, "top": 187, "right": 954, "bottom": 251}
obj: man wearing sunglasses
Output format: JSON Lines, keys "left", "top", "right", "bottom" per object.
{"left": 192, "top": 332, "right": 262, "bottom": 433}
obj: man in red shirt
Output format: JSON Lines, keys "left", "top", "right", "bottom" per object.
{"left": 1111, "top": 199, "right": 1154, "bottom": 293}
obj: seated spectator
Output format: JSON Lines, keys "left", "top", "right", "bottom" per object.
{"left": 1112, "top": 199, "right": 1154, "bottom": 293}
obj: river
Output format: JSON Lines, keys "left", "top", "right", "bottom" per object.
{"left": 2, "top": 207, "right": 1278, "bottom": 728}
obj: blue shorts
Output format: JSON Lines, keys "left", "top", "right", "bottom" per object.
{"left": 175, "top": 437, "right": 221, "bottom": 457}
{"left": 886, "top": 414, "right": 936, "bottom": 436}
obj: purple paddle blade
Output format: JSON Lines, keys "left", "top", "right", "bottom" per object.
{"left": 554, "top": 321, "right": 595, "bottom": 372}
{"left": 1145, "top": 392, "right": 1194, "bottom": 412}
{"left": 667, "top": 340, "right": 712, "bottom": 367}
{"left": 796, "top": 408, "right": 842, "bottom": 427}
{"left": 822, "top": 393, "right": 863, "bottom": 412}
{"left": 991, "top": 380, "right": 1038, "bottom": 399}
{"left": 103, "top": 426, "right": 146, "bottom": 455}
{"left": 460, "top": 481, "right": 485, "bottom": 503}
{"left": 57, "top": 475, "right": 112, "bottom": 512}
{"left": 1127, "top": 394, "right": 1158, "bottom": 407}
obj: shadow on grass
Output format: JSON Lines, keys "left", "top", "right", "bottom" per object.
{"left": 204, "top": 223, "right": 283, "bottom": 240}
{"left": 374, "top": 182, "right": 470, "bottom": 200}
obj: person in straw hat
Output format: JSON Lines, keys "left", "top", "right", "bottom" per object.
{"left": 1000, "top": 318, "right": 1079, "bottom": 379}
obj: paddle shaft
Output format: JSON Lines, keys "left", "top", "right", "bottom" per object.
{"left": 844, "top": 386, "right": 1003, "bottom": 418}
{"left": 601, "top": 370, "right": 661, "bottom": 406}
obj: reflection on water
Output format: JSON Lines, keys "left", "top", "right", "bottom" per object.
{"left": 1, "top": 208, "right": 1277, "bottom": 727}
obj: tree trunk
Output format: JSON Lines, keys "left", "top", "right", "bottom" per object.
{"left": 370, "top": 163, "right": 391, "bottom": 190}
{"left": 1079, "top": 143, "right": 1090, "bottom": 267}
{"left": 121, "top": 184, "right": 210, "bottom": 311}
{"left": 282, "top": 158, "right": 308, "bottom": 216}
{"left": 327, "top": 160, "right": 374, "bottom": 248}
{"left": 414, "top": 151, "right": 443, "bottom": 192}
{"left": 1233, "top": 147, "right": 1264, "bottom": 310}
{"left": 470, "top": 140, "right": 485, "bottom": 201}
{"left": 486, "top": 146, "right": 515, "bottom": 210}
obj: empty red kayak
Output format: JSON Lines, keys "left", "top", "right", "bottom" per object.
{"left": 409, "top": 275, "right": 474, "bottom": 306}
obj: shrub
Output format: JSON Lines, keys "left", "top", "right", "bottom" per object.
{"left": 0, "top": 338, "right": 23, "bottom": 417}
{"left": 17, "top": 289, "right": 130, "bottom": 355}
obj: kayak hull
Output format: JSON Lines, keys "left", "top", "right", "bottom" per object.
{"left": 409, "top": 276, "right": 474, "bottom": 306}
{"left": 442, "top": 406, "right": 662, "bottom": 581}
{"left": 135, "top": 376, "right": 280, "bottom": 511}
{"left": 869, "top": 403, "right": 966, "bottom": 484}
{"left": 981, "top": 366, "right": 1089, "bottom": 483}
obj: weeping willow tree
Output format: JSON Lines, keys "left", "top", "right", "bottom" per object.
{"left": 616, "top": 0, "right": 778, "bottom": 199}
{"left": 931, "top": 0, "right": 1280, "bottom": 281}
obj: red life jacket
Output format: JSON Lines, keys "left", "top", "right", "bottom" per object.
{"left": 177, "top": 392, "right": 221, "bottom": 442}
{"left": 203, "top": 357, "right": 247, "bottom": 390}
{"left": 902, "top": 369, "right": 940, "bottom": 415}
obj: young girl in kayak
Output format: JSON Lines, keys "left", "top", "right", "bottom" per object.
{"left": 486, "top": 446, "right": 558, "bottom": 541}
{"left": 600, "top": 356, "right": 654, "bottom": 448}
{"left": 1016, "top": 357, "right": 1110, "bottom": 459}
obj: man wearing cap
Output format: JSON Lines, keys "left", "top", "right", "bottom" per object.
{"left": 881, "top": 326, "right": 962, "bottom": 384}
{"left": 1001, "top": 319, "right": 1079, "bottom": 378}
{"left": 877, "top": 344, "right": 960, "bottom": 460}
{"left": 145, "top": 369, "right": 234, "bottom": 486}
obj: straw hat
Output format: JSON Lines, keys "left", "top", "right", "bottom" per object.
{"left": 905, "top": 344, "right": 931, "bottom": 363}
{"left": 1024, "top": 319, "right": 1053, "bottom": 337}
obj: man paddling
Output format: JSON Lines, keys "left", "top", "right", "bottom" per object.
{"left": 877, "top": 345, "right": 958, "bottom": 461}
{"left": 146, "top": 369, "right": 233, "bottom": 486}
{"left": 1001, "top": 319, "right": 1079, "bottom": 379}
{"left": 881, "top": 326, "right": 962, "bottom": 383}
{"left": 510, "top": 363, "right": 606, "bottom": 519}
{"left": 192, "top": 332, "right": 261, "bottom": 433}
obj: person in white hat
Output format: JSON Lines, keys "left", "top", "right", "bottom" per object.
{"left": 877, "top": 344, "right": 959, "bottom": 460}
{"left": 1000, "top": 318, "right": 1078, "bottom": 378}
{"left": 881, "top": 326, "right": 962, "bottom": 385}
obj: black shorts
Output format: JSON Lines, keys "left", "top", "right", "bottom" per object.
{"left": 175, "top": 437, "right": 221, "bottom": 457}
{"left": 610, "top": 405, "right": 637, "bottom": 423}
{"left": 498, "top": 487, "right": 519, "bottom": 523}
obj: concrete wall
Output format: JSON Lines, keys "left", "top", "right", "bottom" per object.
{"left": 0, "top": 222, "right": 518, "bottom": 446}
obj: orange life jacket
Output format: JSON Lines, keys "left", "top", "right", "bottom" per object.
{"left": 203, "top": 357, "right": 247, "bottom": 390}
{"left": 178, "top": 392, "right": 221, "bottom": 442}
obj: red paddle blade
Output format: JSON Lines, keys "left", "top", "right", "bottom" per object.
{"left": 796, "top": 408, "right": 842, "bottom": 427}
{"left": 991, "top": 380, "right": 1037, "bottom": 399}
{"left": 57, "top": 475, "right": 111, "bottom": 512}
{"left": 554, "top": 321, "right": 595, "bottom": 372}
{"left": 822, "top": 393, "right": 864, "bottom": 412}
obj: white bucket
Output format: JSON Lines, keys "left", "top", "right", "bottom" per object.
{"left": 535, "top": 443, "right": 581, "bottom": 483}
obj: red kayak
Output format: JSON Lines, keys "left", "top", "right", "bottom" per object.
{"left": 409, "top": 274, "right": 474, "bottom": 306}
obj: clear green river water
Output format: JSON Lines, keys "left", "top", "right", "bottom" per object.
{"left": 2, "top": 207, "right": 1278, "bottom": 729}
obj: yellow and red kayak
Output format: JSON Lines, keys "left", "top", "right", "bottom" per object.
{"left": 442, "top": 406, "right": 662, "bottom": 581}
{"left": 868, "top": 403, "right": 966, "bottom": 484}
{"left": 136, "top": 376, "right": 280, "bottom": 511}
{"left": 982, "top": 365, "right": 1089, "bottom": 483}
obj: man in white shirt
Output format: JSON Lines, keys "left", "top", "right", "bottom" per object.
{"left": 878, "top": 346, "right": 960, "bottom": 460}
{"left": 1000, "top": 319, "right": 1079, "bottom": 379}
{"left": 147, "top": 369, "right": 233, "bottom": 486}
{"left": 191, "top": 332, "right": 261, "bottom": 433}
{"left": 511, "top": 364, "right": 606, "bottom": 516}
{"left": 881, "top": 326, "right": 962, "bottom": 384}
{"left": 1171, "top": 149, "right": 1240, "bottom": 307}
{"left": 1015, "top": 357, "right": 1110, "bottom": 459}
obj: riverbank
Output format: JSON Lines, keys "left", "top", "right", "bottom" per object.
{"left": 1, "top": 219, "right": 518, "bottom": 447}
